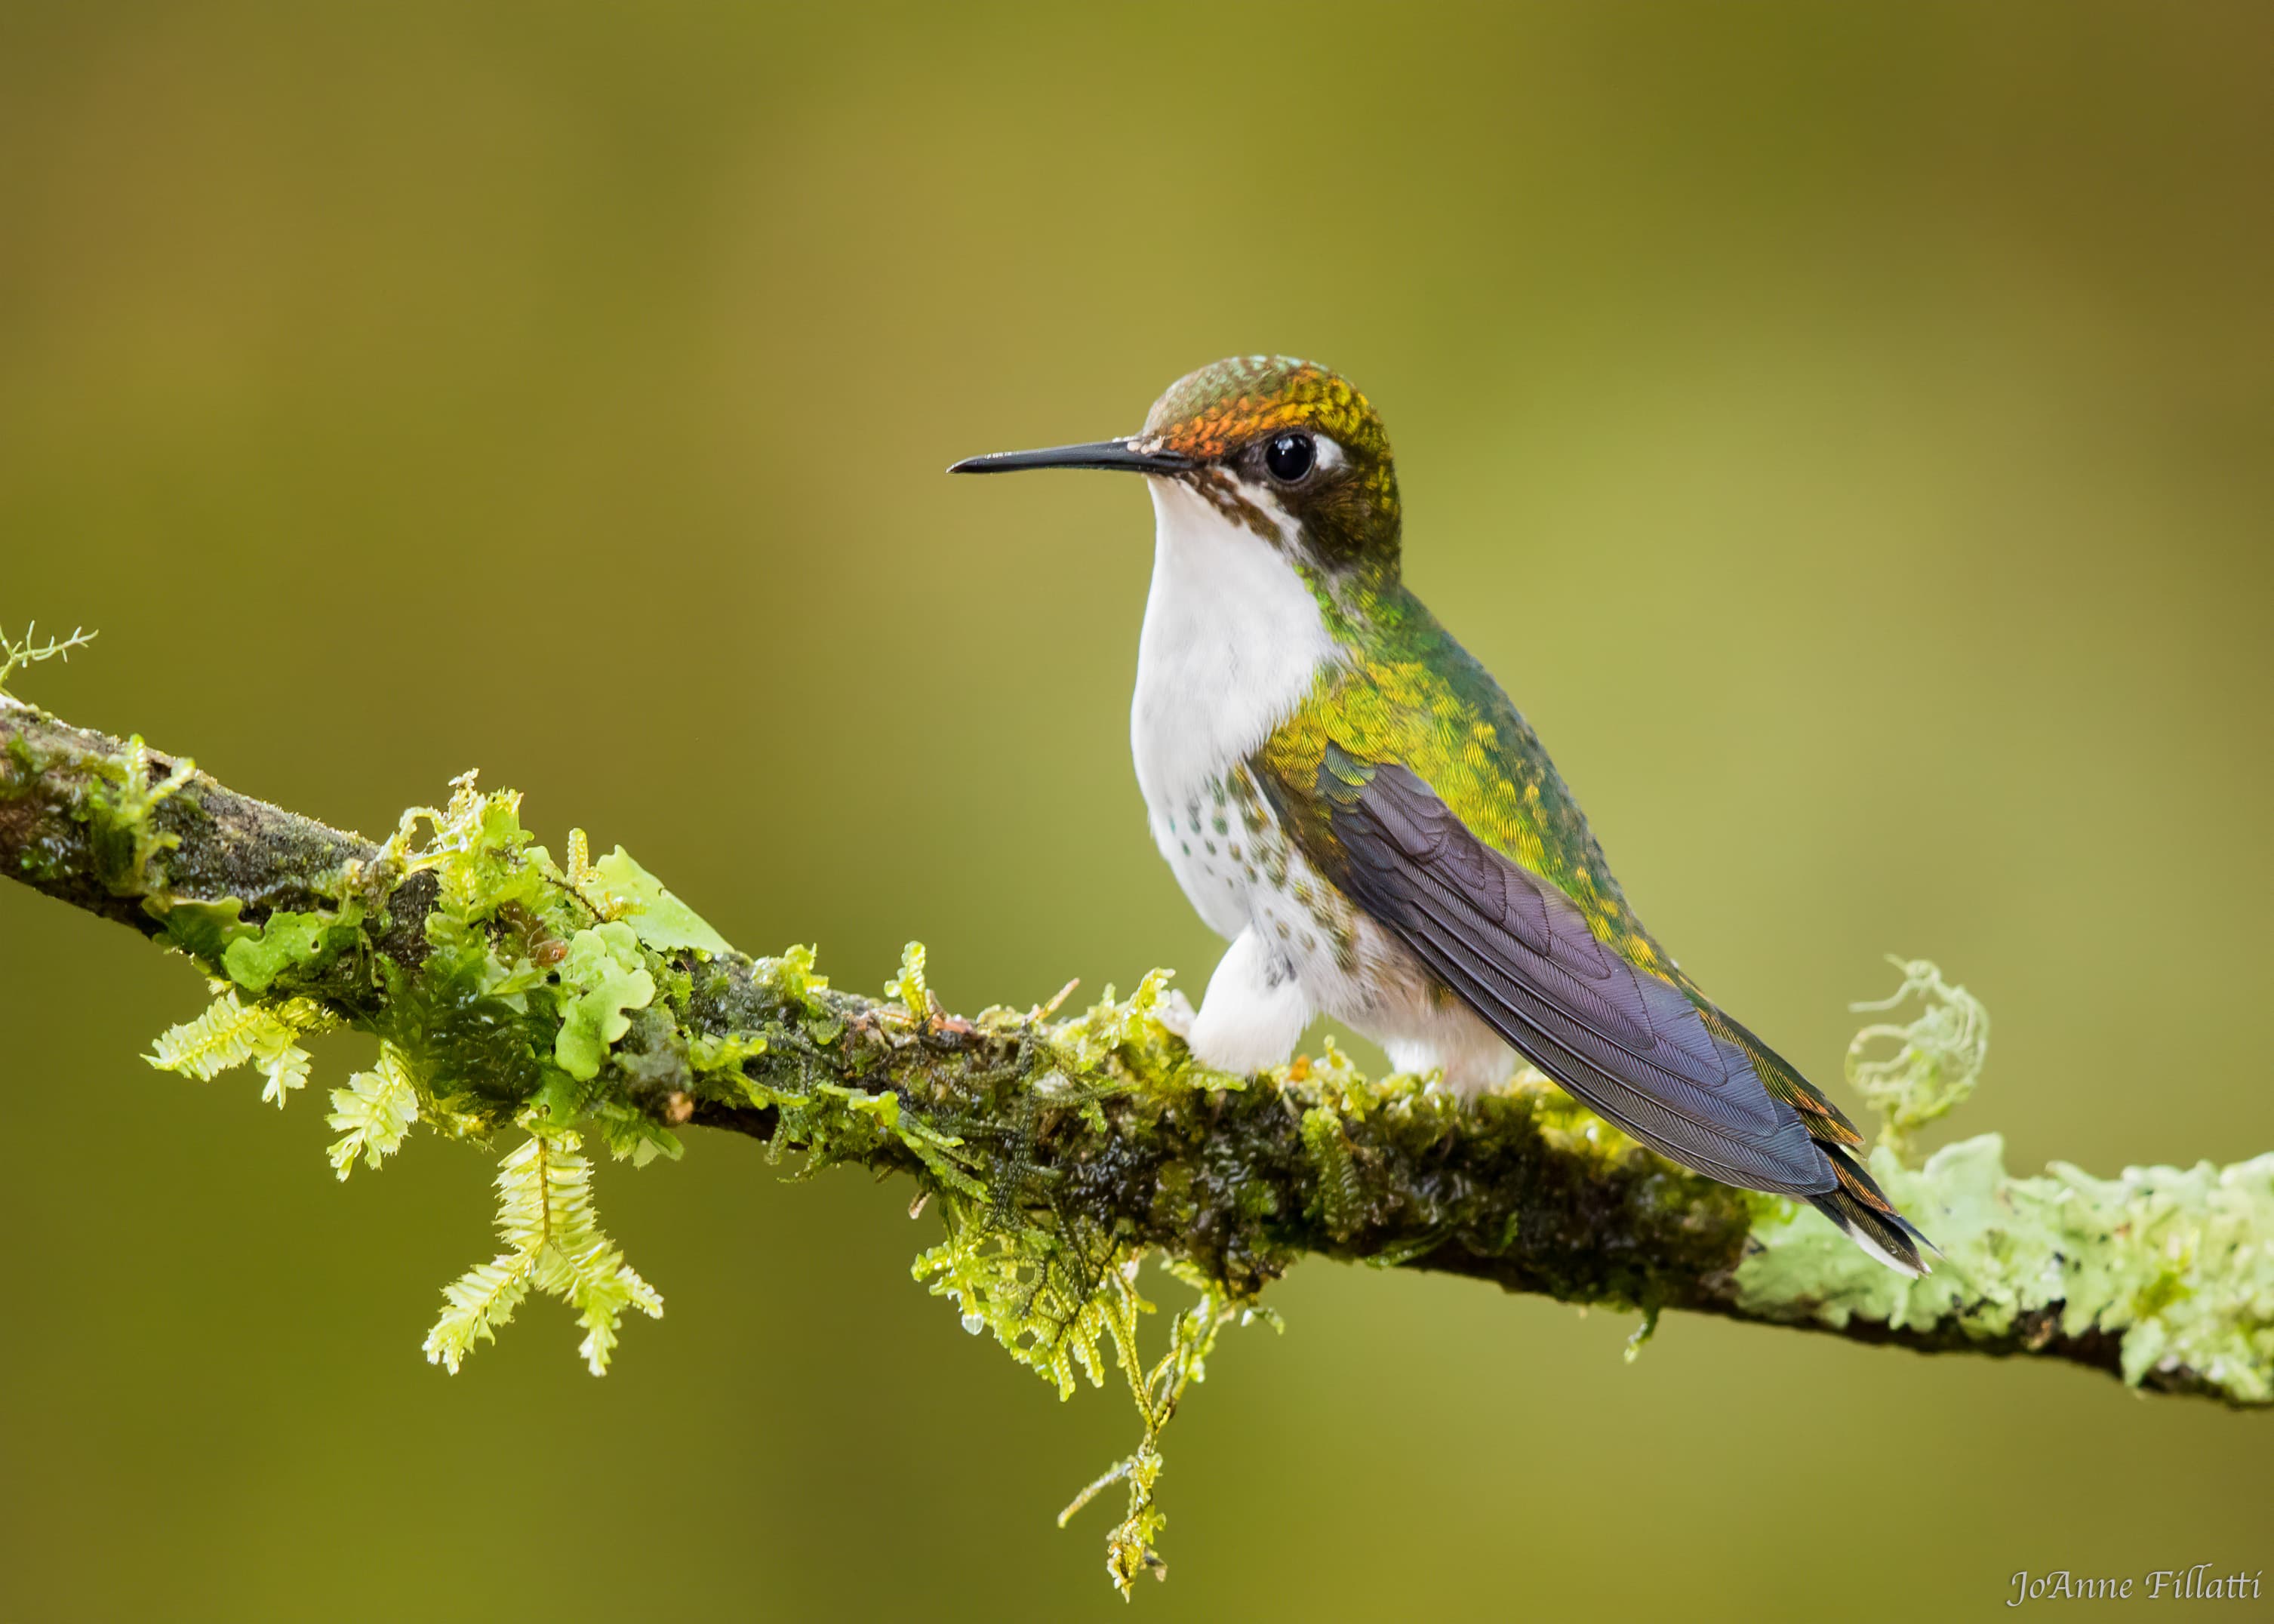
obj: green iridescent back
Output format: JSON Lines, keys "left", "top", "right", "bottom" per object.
{"left": 1258, "top": 584, "right": 1680, "bottom": 985}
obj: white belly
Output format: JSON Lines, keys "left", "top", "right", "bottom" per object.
{"left": 1129, "top": 475, "right": 1337, "bottom": 939}
{"left": 1124, "top": 475, "right": 1514, "bottom": 1087}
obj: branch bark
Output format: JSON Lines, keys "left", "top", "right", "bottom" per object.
{"left": 3, "top": 694, "right": 2269, "bottom": 1407}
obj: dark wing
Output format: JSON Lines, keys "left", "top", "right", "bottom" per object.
{"left": 1312, "top": 758, "right": 1832, "bottom": 1194}
{"left": 1278, "top": 750, "right": 1930, "bottom": 1270}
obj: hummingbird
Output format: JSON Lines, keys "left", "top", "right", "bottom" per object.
{"left": 951, "top": 356, "right": 1930, "bottom": 1275}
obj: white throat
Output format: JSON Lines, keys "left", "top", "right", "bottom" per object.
{"left": 1128, "top": 477, "right": 1338, "bottom": 809}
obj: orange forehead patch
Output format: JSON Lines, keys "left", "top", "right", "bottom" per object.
{"left": 1139, "top": 357, "right": 1386, "bottom": 463}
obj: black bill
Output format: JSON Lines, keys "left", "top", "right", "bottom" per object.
{"left": 947, "top": 438, "right": 1193, "bottom": 475}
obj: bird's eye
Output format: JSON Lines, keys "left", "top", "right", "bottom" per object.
{"left": 1263, "top": 431, "right": 1315, "bottom": 483}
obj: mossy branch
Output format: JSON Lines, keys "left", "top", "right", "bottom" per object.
{"left": 4, "top": 694, "right": 2269, "bottom": 1589}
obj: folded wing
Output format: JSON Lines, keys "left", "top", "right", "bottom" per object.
{"left": 1306, "top": 753, "right": 1837, "bottom": 1193}
{"left": 1266, "top": 747, "right": 1931, "bottom": 1271}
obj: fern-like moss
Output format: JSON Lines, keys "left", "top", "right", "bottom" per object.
{"left": 423, "top": 1131, "right": 661, "bottom": 1376}
{"left": 148, "top": 986, "right": 331, "bottom": 1108}
{"left": 326, "top": 1044, "right": 420, "bottom": 1178}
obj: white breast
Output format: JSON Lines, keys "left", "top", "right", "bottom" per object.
{"left": 1129, "top": 476, "right": 1338, "bottom": 937}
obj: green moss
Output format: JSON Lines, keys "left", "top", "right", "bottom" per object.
{"left": 573, "top": 841, "right": 732, "bottom": 956}
{"left": 1300, "top": 1106, "right": 1364, "bottom": 1241}
{"left": 80, "top": 734, "right": 194, "bottom": 898}
{"left": 222, "top": 904, "right": 364, "bottom": 993}
{"left": 552, "top": 921, "right": 657, "bottom": 1083}
{"left": 143, "top": 770, "right": 693, "bottom": 1370}
{"left": 158, "top": 897, "right": 254, "bottom": 963}
{"left": 3, "top": 730, "right": 48, "bottom": 794}
{"left": 890, "top": 940, "right": 930, "bottom": 1020}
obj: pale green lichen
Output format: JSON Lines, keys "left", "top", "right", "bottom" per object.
{"left": 0, "top": 622, "right": 96, "bottom": 695}
{"left": 1741, "top": 956, "right": 2272, "bottom": 1405}
{"left": 1740, "top": 1136, "right": 2274, "bottom": 1400}
{"left": 1845, "top": 955, "right": 1990, "bottom": 1162}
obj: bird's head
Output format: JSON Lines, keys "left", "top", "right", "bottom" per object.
{"left": 952, "top": 356, "right": 1402, "bottom": 583}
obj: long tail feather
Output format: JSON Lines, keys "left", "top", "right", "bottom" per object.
{"left": 1805, "top": 1144, "right": 1936, "bottom": 1276}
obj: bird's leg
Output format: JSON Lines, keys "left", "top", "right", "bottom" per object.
{"left": 1186, "top": 929, "right": 1311, "bottom": 1075}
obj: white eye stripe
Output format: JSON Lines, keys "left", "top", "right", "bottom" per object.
{"left": 1309, "top": 435, "right": 1345, "bottom": 474}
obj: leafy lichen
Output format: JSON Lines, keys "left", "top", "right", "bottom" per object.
{"left": 1845, "top": 955, "right": 1990, "bottom": 1163}
{"left": 1743, "top": 959, "right": 2270, "bottom": 1403}
{"left": 1739, "top": 1136, "right": 2274, "bottom": 1401}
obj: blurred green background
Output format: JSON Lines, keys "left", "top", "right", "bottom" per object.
{"left": 2, "top": 3, "right": 2269, "bottom": 1619}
